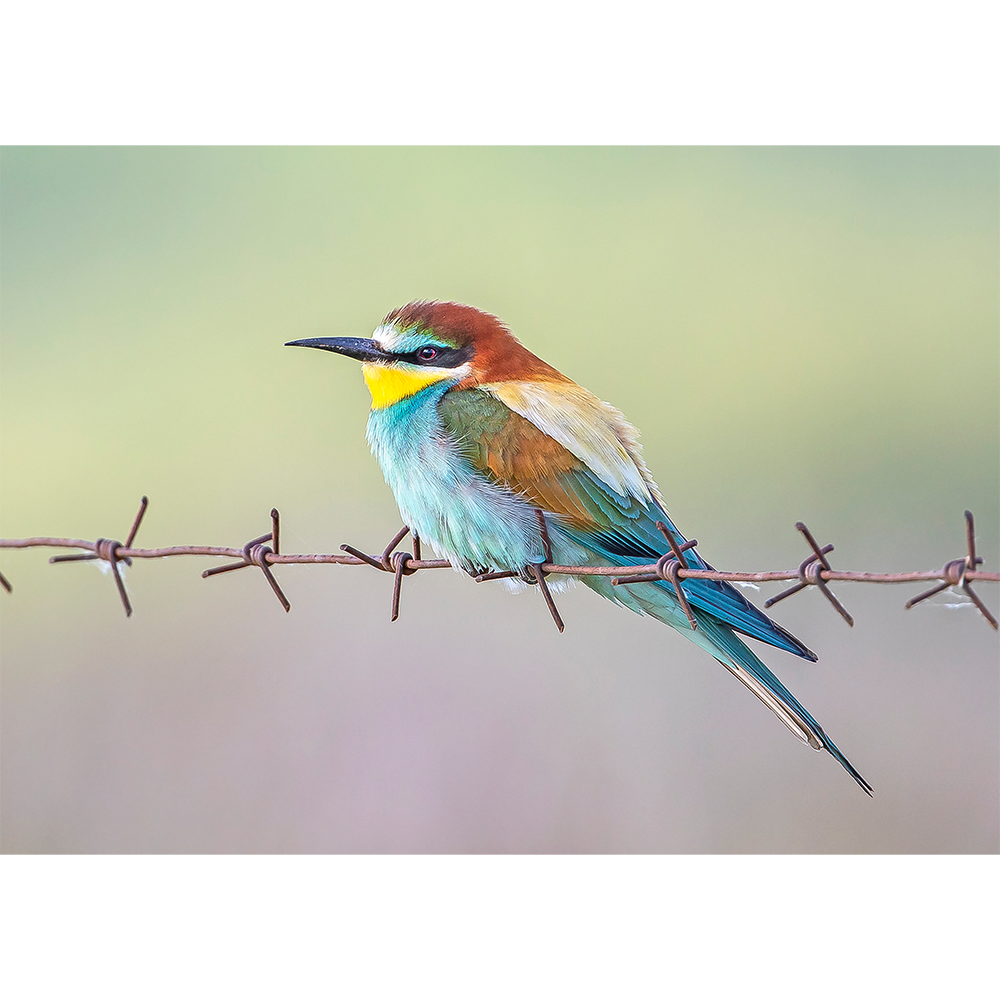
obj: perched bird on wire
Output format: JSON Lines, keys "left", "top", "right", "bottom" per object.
{"left": 288, "top": 301, "right": 871, "bottom": 794}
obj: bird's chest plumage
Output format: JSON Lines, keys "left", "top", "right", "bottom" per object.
{"left": 365, "top": 387, "right": 544, "bottom": 573}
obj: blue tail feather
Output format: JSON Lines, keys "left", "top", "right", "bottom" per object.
{"left": 573, "top": 552, "right": 872, "bottom": 795}
{"left": 699, "top": 618, "right": 872, "bottom": 795}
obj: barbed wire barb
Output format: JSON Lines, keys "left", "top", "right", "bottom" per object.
{"left": 905, "top": 511, "right": 997, "bottom": 630}
{"left": 531, "top": 510, "right": 565, "bottom": 633}
{"left": 46, "top": 495, "right": 150, "bottom": 617}
{"left": 339, "top": 524, "right": 418, "bottom": 621}
{"left": 201, "top": 508, "right": 290, "bottom": 613}
{"left": 764, "top": 522, "right": 855, "bottom": 627}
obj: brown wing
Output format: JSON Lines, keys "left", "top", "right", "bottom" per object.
{"left": 438, "top": 387, "right": 601, "bottom": 529}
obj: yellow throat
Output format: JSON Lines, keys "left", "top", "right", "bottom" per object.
{"left": 362, "top": 363, "right": 447, "bottom": 409}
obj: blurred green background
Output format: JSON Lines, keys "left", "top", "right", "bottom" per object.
{"left": 1, "top": 147, "right": 997, "bottom": 852}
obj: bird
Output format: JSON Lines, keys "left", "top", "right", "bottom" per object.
{"left": 287, "top": 301, "right": 872, "bottom": 794}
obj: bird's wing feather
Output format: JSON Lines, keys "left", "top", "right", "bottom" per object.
{"left": 439, "top": 385, "right": 815, "bottom": 660}
{"left": 437, "top": 384, "right": 597, "bottom": 524}
{"left": 438, "top": 386, "right": 869, "bottom": 791}
{"left": 484, "top": 380, "right": 662, "bottom": 507}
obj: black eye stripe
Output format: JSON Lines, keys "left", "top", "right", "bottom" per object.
{"left": 396, "top": 344, "right": 473, "bottom": 368}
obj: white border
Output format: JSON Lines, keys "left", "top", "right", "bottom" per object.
{"left": 1, "top": 2, "right": 997, "bottom": 143}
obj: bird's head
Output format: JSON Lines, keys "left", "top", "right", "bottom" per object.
{"left": 287, "top": 301, "right": 566, "bottom": 408}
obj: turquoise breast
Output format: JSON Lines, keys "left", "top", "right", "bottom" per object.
{"left": 366, "top": 385, "right": 547, "bottom": 574}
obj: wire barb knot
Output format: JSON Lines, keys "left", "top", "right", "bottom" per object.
{"left": 608, "top": 523, "right": 700, "bottom": 629}
{"left": 764, "top": 522, "right": 854, "bottom": 627}
{"left": 93, "top": 538, "right": 127, "bottom": 564}
{"left": 45, "top": 496, "right": 149, "bottom": 617}
{"left": 243, "top": 539, "right": 274, "bottom": 570}
{"left": 202, "top": 508, "right": 290, "bottom": 613}
{"left": 339, "top": 526, "right": 424, "bottom": 623}
{"left": 905, "top": 511, "right": 997, "bottom": 630}
{"left": 656, "top": 553, "right": 699, "bottom": 631}
{"left": 467, "top": 513, "right": 566, "bottom": 632}
{"left": 654, "top": 521, "right": 699, "bottom": 630}
{"left": 389, "top": 551, "right": 416, "bottom": 622}
{"left": 942, "top": 558, "right": 968, "bottom": 589}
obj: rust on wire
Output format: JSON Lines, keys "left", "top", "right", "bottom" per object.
{"left": 906, "top": 511, "right": 997, "bottom": 631}
{"left": 530, "top": 509, "right": 565, "bottom": 632}
{"left": 470, "top": 515, "right": 557, "bottom": 637}
{"left": 46, "top": 495, "right": 150, "bottom": 617}
{"left": 610, "top": 523, "right": 700, "bottom": 629}
{"left": 656, "top": 521, "right": 692, "bottom": 568}
{"left": 654, "top": 519, "right": 700, "bottom": 630}
{"left": 530, "top": 563, "right": 565, "bottom": 633}
{"left": 763, "top": 523, "right": 854, "bottom": 627}
{"left": 2, "top": 501, "right": 997, "bottom": 633}
{"left": 339, "top": 525, "right": 423, "bottom": 621}
{"left": 339, "top": 543, "right": 386, "bottom": 571}
{"left": 390, "top": 551, "right": 416, "bottom": 622}
{"left": 201, "top": 510, "right": 290, "bottom": 613}
{"left": 611, "top": 538, "right": 698, "bottom": 585}
{"left": 380, "top": 526, "right": 411, "bottom": 571}
{"left": 662, "top": 553, "right": 699, "bottom": 630}
{"left": 270, "top": 508, "right": 280, "bottom": 556}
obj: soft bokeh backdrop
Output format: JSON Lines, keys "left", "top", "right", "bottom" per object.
{"left": 2, "top": 147, "right": 997, "bottom": 852}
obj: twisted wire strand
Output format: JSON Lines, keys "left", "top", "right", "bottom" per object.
{"left": 1, "top": 499, "right": 997, "bottom": 628}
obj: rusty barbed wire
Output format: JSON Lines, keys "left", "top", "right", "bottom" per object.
{"left": 1, "top": 497, "right": 997, "bottom": 633}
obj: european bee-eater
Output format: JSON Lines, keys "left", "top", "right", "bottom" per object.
{"left": 288, "top": 301, "right": 871, "bottom": 794}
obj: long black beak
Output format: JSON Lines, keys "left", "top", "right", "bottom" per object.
{"left": 285, "top": 337, "right": 391, "bottom": 364}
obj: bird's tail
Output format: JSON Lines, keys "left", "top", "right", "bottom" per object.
{"left": 691, "top": 615, "right": 873, "bottom": 796}
{"left": 582, "top": 570, "right": 873, "bottom": 795}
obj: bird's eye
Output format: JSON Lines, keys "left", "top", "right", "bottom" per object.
{"left": 416, "top": 346, "right": 439, "bottom": 361}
